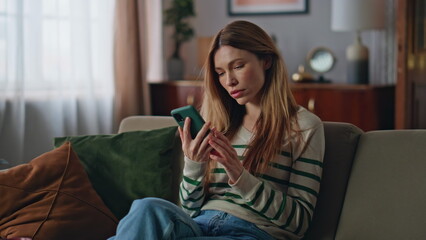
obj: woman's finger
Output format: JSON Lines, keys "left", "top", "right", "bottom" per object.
{"left": 193, "top": 121, "right": 211, "bottom": 144}
{"left": 201, "top": 145, "right": 214, "bottom": 160}
{"left": 209, "top": 137, "right": 234, "bottom": 162}
{"left": 209, "top": 138, "right": 243, "bottom": 183}
{"left": 211, "top": 130, "right": 235, "bottom": 156}
{"left": 178, "top": 127, "right": 184, "bottom": 141}
{"left": 182, "top": 117, "right": 192, "bottom": 141}
{"left": 213, "top": 129, "right": 232, "bottom": 146}
{"left": 199, "top": 130, "right": 212, "bottom": 153}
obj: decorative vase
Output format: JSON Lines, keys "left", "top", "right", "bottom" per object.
{"left": 346, "top": 35, "right": 369, "bottom": 84}
{"left": 167, "top": 57, "right": 184, "bottom": 80}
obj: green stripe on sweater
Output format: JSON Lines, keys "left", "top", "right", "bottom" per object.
{"left": 218, "top": 198, "right": 268, "bottom": 220}
{"left": 179, "top": 188, "right": 204, "bottom": 202}
{"left": 269, "top": 162, "right": 321, "bottom": 182}
{"left": 247, "top": 182, "right": 264, "bottom": 206}
{"left": 183, "top": 176, "right": 201, "bottom": 186}
{"left": 280, "top": 151, "right": 292, "bottom": 158}
{"left": 296, "top": 157, "right": 323, "bottom": 168}
{"left": 281, "top": 201, "right": 297, "bottom": 229}
{"left": 260, "top": 190, "right": 275, "bottom": 215}
{"left": 272, "top": 193, "right": 287, "bottom": 220}
{"left": 212, "top": 168, "right": 226, "bottom": 173}
{"left": 292, "top": 196, "right": 314, "bottom": 212}
{"left": 288, "top": 182, "right": 318, "bottom": 197}
{"left": 260, "top": 174, "right": 319, "bottom": 197}
{"left": 180, "top": 183, "right": 203, "bottom": 196}
{"left": 232, "top": 145, "right": 248, "bottom": 148}
{"left": 181, "top": 204, "right": 201, "bottom": 212}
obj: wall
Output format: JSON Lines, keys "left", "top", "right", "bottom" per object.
{"left": 166, "top": 0, "right": 395, "bottom": 85}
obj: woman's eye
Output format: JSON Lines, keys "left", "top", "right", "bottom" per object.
{"left": 234, "top": 64, "right": 243, "bottom": 69}
{"left": 217, "top": 72, "right": 224, "bottom": 77}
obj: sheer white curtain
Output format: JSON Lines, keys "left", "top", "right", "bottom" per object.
{"left": 0, "top": 0, "right": 116, "bottom": 168}
{"left": 145, "top": 0, "right": 164, "bottom": 82}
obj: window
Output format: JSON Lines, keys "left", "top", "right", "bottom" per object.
{"left": 0, "top": 0, "right": 115, "bottom": 97}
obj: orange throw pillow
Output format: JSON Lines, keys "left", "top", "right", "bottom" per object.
{"left": 0, "top": 142, "right": 118, "bottom": 240}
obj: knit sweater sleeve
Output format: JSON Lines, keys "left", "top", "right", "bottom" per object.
{"left": 231, "top": 117, "right": 325, "bottom": 238}
{"left": 179, "top": 156, "right": 208, "bottom": 217}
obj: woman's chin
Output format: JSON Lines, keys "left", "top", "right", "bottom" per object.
{"left": 234, "top": 98, "right": 247, "bottom": 105}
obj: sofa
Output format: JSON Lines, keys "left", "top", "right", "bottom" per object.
{"left": 118, "top": 116, "right": 426, "bottom": 240}
{"left": 1, "top": 115, "right": 425, "bottom": 240}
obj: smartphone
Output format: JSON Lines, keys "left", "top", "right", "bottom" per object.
{"left": 171, "top": 105, "right": 206, "bottom": 139}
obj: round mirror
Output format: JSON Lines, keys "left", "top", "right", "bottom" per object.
{"left": 307, "top": 47, "right": 335, "bottom": 73}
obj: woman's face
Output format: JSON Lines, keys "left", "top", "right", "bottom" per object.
{"left": 214, "top": 45, "right": 268, "bottom": 106}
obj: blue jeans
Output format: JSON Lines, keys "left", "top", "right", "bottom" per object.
{"left": 107, "top": 197, "right": 275, "bottom": 240}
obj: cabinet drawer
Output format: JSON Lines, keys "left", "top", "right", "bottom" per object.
{"left": 291, "top": 84, "right": 394, "bottom": 131}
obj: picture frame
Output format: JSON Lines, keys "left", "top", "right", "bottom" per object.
{"left": 228, "top": 0, "right": 308, "bottom": 16}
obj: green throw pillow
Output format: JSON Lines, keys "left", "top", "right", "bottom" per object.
{"left": 54, "top": 126, "right": 179, "bottom": 220}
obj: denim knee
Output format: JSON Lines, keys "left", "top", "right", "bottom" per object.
{"left": 129, "top": 198, "right": 162, "bottom": 215}
{"left": 122, "top": 197, "right": 201, "bottom": 239}
{"left": 131, "top": 197, "right": 160, "bottom": 209}
{"left": 129, "top": 197, "right": 178, "bottom": 216}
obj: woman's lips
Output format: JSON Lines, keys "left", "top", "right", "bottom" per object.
{"left": 230, "top": 90, "right": 244, "bottom": 98}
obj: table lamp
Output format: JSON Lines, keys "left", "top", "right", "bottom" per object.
{"left": 331, "top": 0, "right": 385, "bottom": 84}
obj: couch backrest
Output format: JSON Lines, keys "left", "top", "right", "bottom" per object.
{"left": 118, "top": 116, "right": 178, "bottom": 132}
{"left": 118, "top": 116, "right": 364, "bottom": 239}
{"left": 335, "top": 130, "right": 426, "bottom": 240}
{"left": 304, "top": 122, "right": 363, "bottom": 240}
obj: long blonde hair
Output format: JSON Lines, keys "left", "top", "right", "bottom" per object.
{"left": 201, "top": 20, "right": 299, "bottom": 176}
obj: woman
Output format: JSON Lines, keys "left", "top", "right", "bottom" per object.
{"left": 109, "top": 20, "right": 324, "bottom": 240}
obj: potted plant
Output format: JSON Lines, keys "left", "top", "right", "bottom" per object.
{"left": 164, "top": 0, "right": 195, "bottom": 80}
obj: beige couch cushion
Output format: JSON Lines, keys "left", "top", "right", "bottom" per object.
{"left": 335, "top": 130, "right": 426, "bottom": 240}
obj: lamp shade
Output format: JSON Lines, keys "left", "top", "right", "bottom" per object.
{"left": 331, "top": 0, "right": 385, "bottom": 32}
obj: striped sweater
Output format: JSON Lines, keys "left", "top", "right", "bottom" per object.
{"left": 179, "top": 107, "right": 325, "bottom": 240}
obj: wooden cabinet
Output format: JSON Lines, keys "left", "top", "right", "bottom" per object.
{"left": 291, "top": 83, "right": 395, "bottom": 131}
{"left": 150, "top": 81, "right": 204, "bottom": 115}
{"left": 396, "top": 0, "right": 426, "bottom": 129}
{"left": 150, "top": 81, "right": 395, "bottom": 131}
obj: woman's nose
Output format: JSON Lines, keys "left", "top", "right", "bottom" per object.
{"left": 225, "top": 73, "right": 237, "bottom": 86}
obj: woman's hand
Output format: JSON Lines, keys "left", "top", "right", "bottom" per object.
{"left": 178, "top": 117, "right": 212, "bottom": 162}
{"left": 208, "top": 128, "right": 244, "bottom": 183}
